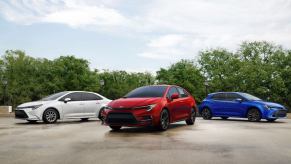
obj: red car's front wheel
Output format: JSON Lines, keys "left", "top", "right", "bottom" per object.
{"left": 186, "top": 108, "right": 196, "bottom": 125}
{"left": 158, "top": 109, "right": 170, "bottom": 131}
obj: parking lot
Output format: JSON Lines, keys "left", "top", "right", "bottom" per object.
{"left": 0, "top": 117, "right": 291, "bottom": 164}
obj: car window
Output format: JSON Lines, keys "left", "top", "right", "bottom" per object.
{"left": 42, "top": 91, "right": 69, "bottom": 101}
{"left": 177, "top": 87, "right": 188, "bottom": 98}
{"left": 212, "top": 93, "right": 226, "bottom": 100}
{"left": 167, "top": 87, "right": 179, "bottom": 99}
{"left": 226, "top": 93, "right": 242, "bottom": 101}
{"left": 124, "top": 86, "right": 167, "bottom": 98}
{"left": 83, "top": 93, "right": 102, "bottom": 101}
{"left": 60, "top": 92, "right": 83, "bottom": 101}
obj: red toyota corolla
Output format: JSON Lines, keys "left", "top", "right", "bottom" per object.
{"left": 101, "top": 85, "right": 197, "bottom": 131}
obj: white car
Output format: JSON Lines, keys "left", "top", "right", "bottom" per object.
{"left": 15, "top": 91, "right": 111, "bottom": 123}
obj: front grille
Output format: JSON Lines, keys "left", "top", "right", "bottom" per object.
{"left": 15, "top": 110, "right": 28, "bottom": 119}
{"left": 112, "top": 108, "right": 132, "bottom": 110}
{"left": 106, "top": 113, "right": 137, "bottom": 124}
{"left": 273, "top": 110, "right": 287, "bottom": 117}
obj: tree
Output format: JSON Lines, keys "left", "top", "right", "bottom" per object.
{"left": 156, "top": 60, "right": 205, "bottom": 102}
{"left": 98, "top": 70, "right": 154, "bottom": 100}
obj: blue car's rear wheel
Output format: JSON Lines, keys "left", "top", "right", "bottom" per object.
{"left": 201, "top": 108, "right": 212, "bottom": 120}
{"left": 247, "top": 108, "right": 261, "bottom": 122}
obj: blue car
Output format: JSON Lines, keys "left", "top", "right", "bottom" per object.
{"left": 199, "top": 92, "right": 288, "bottom": 122}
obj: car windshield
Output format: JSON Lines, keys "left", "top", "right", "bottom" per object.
{"left": 41, "top": 92, "right": 69, "bottom": 101}
{"left": 240, "top": 93, "right": 262, "bottom": 101}
{"left": 124, "top": 86, "right": 167, "bottom": 98}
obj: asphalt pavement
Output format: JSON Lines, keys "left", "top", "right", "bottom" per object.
{"left": 0, "top": 117, "right": 290, "bottom": 164}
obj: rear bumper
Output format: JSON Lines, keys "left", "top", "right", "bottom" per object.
{"left": 102, "top": 109, "right": 155, "bottom": 127}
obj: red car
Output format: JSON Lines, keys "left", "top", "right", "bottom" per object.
{"left": 101, "top": 85, "right": 197, "bottom": 131}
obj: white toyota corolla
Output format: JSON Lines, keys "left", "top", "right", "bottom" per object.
{"left": 15, "top": 91, "right": 111, "bottom": 123}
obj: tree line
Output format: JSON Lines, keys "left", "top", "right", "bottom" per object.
{"left": 0, "top": 41, "right": 290, "bottom": 111}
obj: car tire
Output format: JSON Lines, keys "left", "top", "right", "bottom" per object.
{"left": 201, "top": 107, "right": 212, "bottom": 120}
{"left": 221, "top": 117, "right": 229, "bottom": 120}
{"left": 43, "top": 108, "right": 58, "bottom": 124}
{"left": 110, "top": 126, "right": 122, "bottom": 131}
{"left": 158, "top": 109, "right": 170, "bottom": 131}
{"left": 247, "top": 108, "right": 261, "bottom": 122}
{"left": 186, "top": 108, "right": 196, "bottom": 125}
{"left": 81, "top": 118, "right": 89, "bottom": 121}
{"left": 266, "top": 118, "right": 277, "bottom": 122}
{"left": 98, "top": 108, "right": 105, "bottom": 121}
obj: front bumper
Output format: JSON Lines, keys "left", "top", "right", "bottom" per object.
{"left": 15, "top": 108, "right": 41, "bottom": 121}
{"left": 102, "top": 108, "right": 154, "bottom": 127}
{"left": 265, "top": 109, "right": 287, "bottom": 119}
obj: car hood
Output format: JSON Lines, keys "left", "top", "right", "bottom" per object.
{"left": 108, "top": 97, "right": 162, "bottom": 108}
{"left": 253, "top": 101, "right": 285, "bottom": 109}
{"left": 18, "top": 100, "right": 53, "bottom": 108}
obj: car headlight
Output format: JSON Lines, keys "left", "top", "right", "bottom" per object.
{"left": 104, "top": 106, "right": 112, "bottom": 110}
{"left": 29, "top": 104, "right": 43, "bottom": 110}
{"left": 146, "top": 104, "right": 156, "bottom": 111}
{"left": 264, "top": 105, "right": 271, "bottom": 110}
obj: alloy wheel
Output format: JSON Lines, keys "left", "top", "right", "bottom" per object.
{"left": 160, "top": 110, "right": 169, "bottom": 130}
{"left": 202, "top": 108, "right": 212, "bottom": 120}
{"left": 248, "top": 108, "right": 261, "bottom": 122}
{"left": 45, "top": 110, "right": 57, "bottom": 123}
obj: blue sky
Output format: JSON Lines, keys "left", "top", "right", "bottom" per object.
{"left": 0, "top": 0, "right": 291, "bottom": 73}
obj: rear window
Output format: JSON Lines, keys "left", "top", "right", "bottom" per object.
{"left": 211, "top": 93, "right": 226, "bottom": 100}
{"left": 177, "top": 87, "right": 189, "bottom": 98}
{"left": 124, "top": 86, "right": 168, "bottom": 98}
{"left": 83, "top": 93, "right": 102, "bottom": 101}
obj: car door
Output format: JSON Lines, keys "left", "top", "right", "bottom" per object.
{"left": 210, "top": 93, "right": 228, "bottom": 116}
{"left": 166, "top": 86, "right": 185, "bottom": 121}
{"left": 224, "top": 93, "right": 245, "bottom": 116}
{"left": 60, "top": 92, "right": 85, "bottom": 119}
{"left": 176, "top": 87, "right": 192, "bottom": 119}
{"left": 82, "top": 92, "right": 103, "bottom": 118}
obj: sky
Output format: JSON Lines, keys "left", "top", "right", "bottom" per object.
{"left": 0, "top": 0, "right": 291, "bottom": 73}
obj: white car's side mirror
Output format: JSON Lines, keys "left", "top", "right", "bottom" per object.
{"left": 64, "top": 98, "right": 71, "bottom": 103}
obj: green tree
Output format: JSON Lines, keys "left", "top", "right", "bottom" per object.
{"left": 98, "top": 70, "right": 154, "bottom": 100}
{"left": 156, "top": 60, "right": 205, "bottom": 102}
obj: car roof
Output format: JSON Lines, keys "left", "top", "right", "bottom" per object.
{"left": 208, "top": 92, "right": 246, "bottom": 96}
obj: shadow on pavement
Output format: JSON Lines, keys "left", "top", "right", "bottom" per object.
{"left": 15, "top": 119, "right": 100, "bottom": 126}
{"left": 106, "top": 123, "right": 191, "bottom": 135}
{"left": 210, "top": 118, "right": 286, "bottom": 124}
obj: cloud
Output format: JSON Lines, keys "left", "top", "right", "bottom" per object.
{"left": 0, "top": 0, "right": 127, "bottom": 28}
{"left": 137, "top": 0, "right": 291, "bottom": 60}
{"left": 1, "top": 0, "right": 291, "bottom": 63}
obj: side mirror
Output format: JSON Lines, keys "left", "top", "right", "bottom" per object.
{"left": 171, "top": 93, "right": 180, "bottom": 100}
{"left": 64, "top": 98, "right": 71, "bottom": 103}
{"left": 235, "top": 98, "right": 243, "bottom": 103}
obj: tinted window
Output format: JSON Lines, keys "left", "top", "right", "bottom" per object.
{"left": 83, "top": 93, "right": 102, "bottom": 101}
{"left": 226, "top": 93, "right": 242, "bottom": 101}
{"left": 60, "top": 92, "right": 83, "bottom": 101}
{"left": 177, "top": 87, "right": 188, "bottom": 98}
{"left": 42, "top": 91, "right": 69, "bottom": 101}
{"left": 212, "top": 93, "right": 226, "bottom": 100}
{"left": 124, "top": 86, "right": 168, "bottom": 98}
{"left": 167, "top": 87, "right": 179, "bottom": 99}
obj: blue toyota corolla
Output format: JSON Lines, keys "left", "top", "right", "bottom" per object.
{"left": 199, "top": 92, "right": 288, "bottom": 122}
